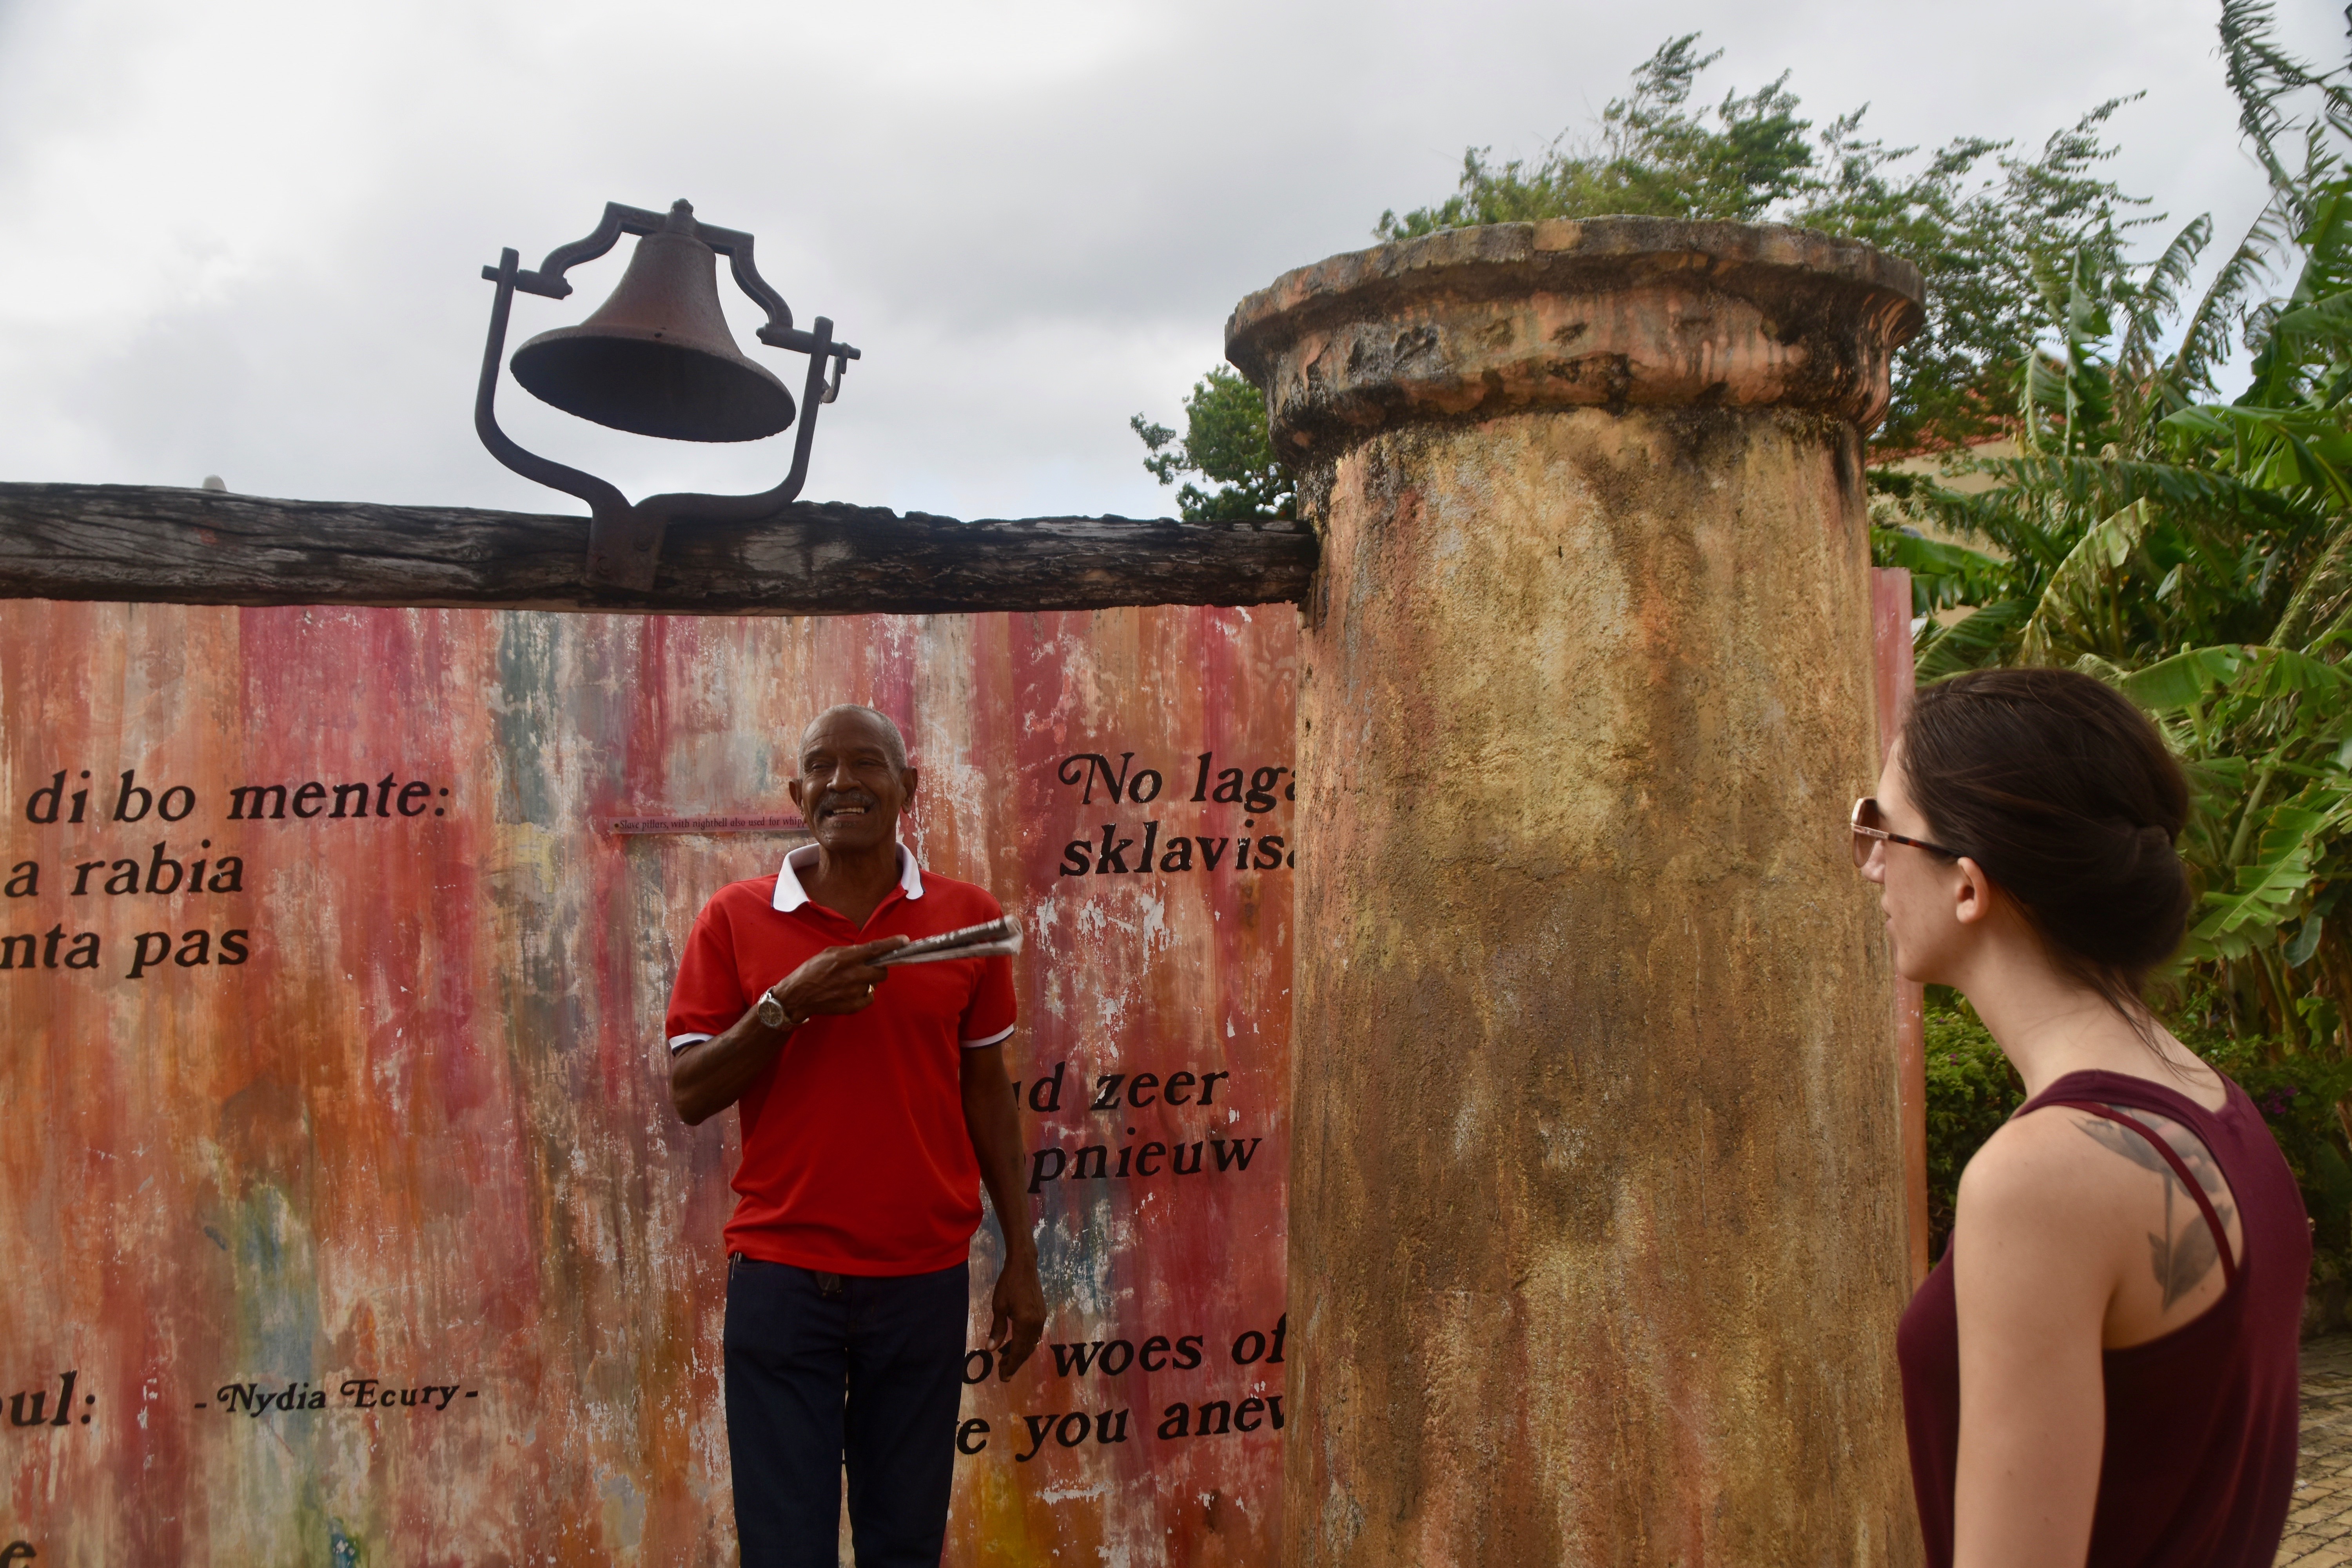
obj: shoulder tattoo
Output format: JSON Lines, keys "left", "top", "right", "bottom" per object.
{"left": 2069, "top": 1107, "right": 2236, "bottom": 1310}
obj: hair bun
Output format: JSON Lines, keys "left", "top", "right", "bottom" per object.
{"left": 1902, "top": 668, "right": 2194, "bottom": 995}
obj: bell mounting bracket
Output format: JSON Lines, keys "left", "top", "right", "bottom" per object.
{"left": 474, "top": 200, "right": 862, "bottom": 592}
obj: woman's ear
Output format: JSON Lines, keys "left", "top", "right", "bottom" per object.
{"left": 1951, "top": 856, "right": 1997, "bottom": 926}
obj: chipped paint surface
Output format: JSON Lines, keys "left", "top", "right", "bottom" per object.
{"left": 1240, "top": 222, "right": 1922, "bottom": 1565}
{"left": 0, "top": 601, "right": 1292, "bottom": 1566}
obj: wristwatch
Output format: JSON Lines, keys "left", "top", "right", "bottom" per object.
{"left": 756, "top": 987, "right": 797, "bottom": 1031}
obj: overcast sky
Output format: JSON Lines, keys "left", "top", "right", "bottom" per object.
{"left": 0, "top": 0, "right": 2342, "bottom": 524}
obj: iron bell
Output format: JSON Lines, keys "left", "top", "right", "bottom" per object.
{"left": 476, "top": 198, "right": 859, "bottom": 590}
{"left": 510, "top": 201, "right": 795, "bottom": 443}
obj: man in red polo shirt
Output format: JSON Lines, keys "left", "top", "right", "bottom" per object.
{"left": 667, "top": 704, "right": 1045, "bottom": 1568}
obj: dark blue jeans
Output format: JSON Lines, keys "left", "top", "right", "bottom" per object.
{"left": 723, "top": 1255, "right": 970, "bottom": 1568}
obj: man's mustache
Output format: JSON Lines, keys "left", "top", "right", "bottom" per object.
{"left": 815, "top": 792, "right": 880, "bottom": 815}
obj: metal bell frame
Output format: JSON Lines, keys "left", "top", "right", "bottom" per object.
{"left": 475, "top": 200, "right": 860, "bottom": 591}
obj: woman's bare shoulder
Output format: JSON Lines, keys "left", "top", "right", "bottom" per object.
{"left": 1958, "top": 1106, "right": 2153, "bottom": 1236}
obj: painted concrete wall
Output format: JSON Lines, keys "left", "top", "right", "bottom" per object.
{"left": 0, "top": 601, "right": 1294, "bottom": 1565}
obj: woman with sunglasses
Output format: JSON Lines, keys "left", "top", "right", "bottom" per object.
{"left": 1859, "top": 666, "right": 2308, "bottom": 1568}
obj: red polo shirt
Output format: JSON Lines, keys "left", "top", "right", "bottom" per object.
{"left": 665, "top": 843, "right": 1016, "bottom": 1275}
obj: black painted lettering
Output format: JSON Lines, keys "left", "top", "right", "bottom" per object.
{"left": 1027, "top": 1061, "right": 1065, "bottom": 1112}
{"left": 1191, "top": 752, "right": 1212, "bottom": 801}
{"left": 1093, "top": 824, "right": 1132, "bottom": 875}
{"left": 126, "top": 933, "right": 171, "bottom": 978}
{"left": 111, "top": 770, "right": 151, "bottom": 822}
{"left": 1132, "top": 820, "right": 1159, "bottom": 874}
{"left": 1054, "top": 1412, "right": 1091, "bottom": 1447}
{"left": 1140, "top": 1335, "right": 1171, "bottom": 1372}
{"left": 0, "top": 935, "right": 31, "bottom": 970}
{"left": 217, "top": 930, "right": 249, "bottom": 965}
{"left": 1199, "top": 1071, "right": 1229, "bottom": 1105}
{"left": 4, "top": 862, "right": 35, "bottom": 898}
{"left": 1071, "top": 1145, "right": 1108, "bottom": 1180}
{"left": 1098, "top": 1340, "right": 1134, "bottom": 1376}
{"left": 1245, "top": 767, "right": 1284, "bottom": 813}
{"left": 1015, "top": 1414, "right": 1055, "bottom": 1462}
{"left": 1050, "top": 1342, "right": 1102, "bottom": 1377}
{"left": 1090, "top": 1074, "right": 1125, "bottom": 1110}
{"left": 1158, "top": 837, "right": 1194, "bottom": 872}
{"left": 1196, "top": 1399, "right": 1232, "bottom": 1436}
{"left": 174, "top": 930, "right": 212, "bottom": 967}
{"left": 1026, "top": 1148, "right": 1066, "bottom": 1194}
{"left": 1127, "top": 1073, "right": 1158, "bottom": 1107}
{"left": 228, "top": 784, "right": 287, "bottom": 820}
{"left": 1058, "top": 840, "right": 1093, "bottom": 876}
{"left": 208, "top": 858, "right": 244, "bottom": 893}
{"left": 1135, "top": 1141, "right": 1165, "bottom": 1176}
{"left": 956, "top": 1417, "right": 990, "bottom": 1454}
{"left": 1171, "top": 1142, "right": 1204, "bottom": 1175}
{"left": 1236, "top": 1397, "right": 1266, "bottom": 1432}
{"left": 329, "top": 782, "right": 370, "bottom": 820}
{"left": 1212, "top": 1138, "right": 1260, "bottom": 1172}
{"left": 1128, "top": 769, "right": 1163, "bottom": 803}
{"left": 144, "top": 843, "right": 183, "bottom": 895}
{"left": 291, "top": 782, "right": 326, "bottom": 818}
{"left": 70, "top": 862, "right": 102, "bottom": 895}
{"left": 397, "top": 781, "right": 430, "bottom": 817}
{"left": 1175, "top": 1335, "right": 1204, "bottom": 1370}
{"left": 1164, "top": 1071, "right": 1196, "bottom": 1105}
{"left": 1095, "top": 1408, "right": 1132, "bottom": 1443}
{"left": 24, "top": 769, "right": 64, "bottom": 823}
{"left": 1157, "top": 1402, "right": 1190, "bottom": 1439}
{"left": 1194, "top": 837, "right": 1229, "bottom": 871}
{"left": 158, "top": 786, "right": 195, "bottom": 822}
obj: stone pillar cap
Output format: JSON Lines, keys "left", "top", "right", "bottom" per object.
{"left": 1225, "top": 218, "right": 1926, "bottom": 462}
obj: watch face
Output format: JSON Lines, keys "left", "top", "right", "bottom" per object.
{"left": 757, "top": 995, "right": 786, "bottom": 1029}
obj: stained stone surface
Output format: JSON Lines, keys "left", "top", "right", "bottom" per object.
{"left": 1230, "top": 220, "right": 1927, "bottom": 1567}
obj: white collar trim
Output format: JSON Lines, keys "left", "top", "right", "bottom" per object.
{"left": 773, "top": 841, "right": 924, "bottom": 913}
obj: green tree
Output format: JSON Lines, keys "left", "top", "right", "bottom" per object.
{"left": 1135, "top": 34, "right": 2152, "bottom": 479}
{"left": 1879, "top": 0, "right": 2352, "bottom": 1052}
{"left": 1130, "top": 366, "right": 1295, "bottom": 523}
{"left": 1377, "top": 35, "right": 2149, "bottom": 454}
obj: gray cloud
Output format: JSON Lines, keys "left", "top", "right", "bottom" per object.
{"left": 0, "top": 0, "right": 2340, "bottom": 521}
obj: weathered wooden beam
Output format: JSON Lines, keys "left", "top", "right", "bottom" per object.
{"left": 0, "top": 483, "right": 1318, "bottom": 615}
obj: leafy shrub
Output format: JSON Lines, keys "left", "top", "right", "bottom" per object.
{"left": 1924, "top": 1001, "right": 2352, "bottom": 1269}
{"left": 1924, "top": 1007, "right": 2022, "bottom": 1262}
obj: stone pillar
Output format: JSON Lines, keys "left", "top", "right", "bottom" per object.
{"left": 1225, "top": 220, "right": 1925, "bottom": 1566}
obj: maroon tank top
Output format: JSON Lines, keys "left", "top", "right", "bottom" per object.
{"left": 1897, "top": 1069, "right": 2308, "bottom": 1568}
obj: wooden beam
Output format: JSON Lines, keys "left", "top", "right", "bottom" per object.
{"left": 0, "top": 483, "right": 1318, "bottom": 615}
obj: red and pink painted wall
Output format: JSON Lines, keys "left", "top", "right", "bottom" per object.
{"left": 1, "top": 601, "right": 1293, "bottom": 1565}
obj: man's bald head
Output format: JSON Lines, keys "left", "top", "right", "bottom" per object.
{"left": 798, "top": 704, "right": 909, "bottom": 774}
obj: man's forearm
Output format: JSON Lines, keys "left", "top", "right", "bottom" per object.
{"left": 670, "top": 1011, "right": 791, "bottom": 1126}
{"left": 972, "top": 1092, "right": 1037, "bottom": 1259}
{"left": 960, "top": 1057, "right": 1036, "bottom": 1259}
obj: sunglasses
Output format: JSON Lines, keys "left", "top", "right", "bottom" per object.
{"left": 1849, "top": 797, "right": 1964, "bottom": 868}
